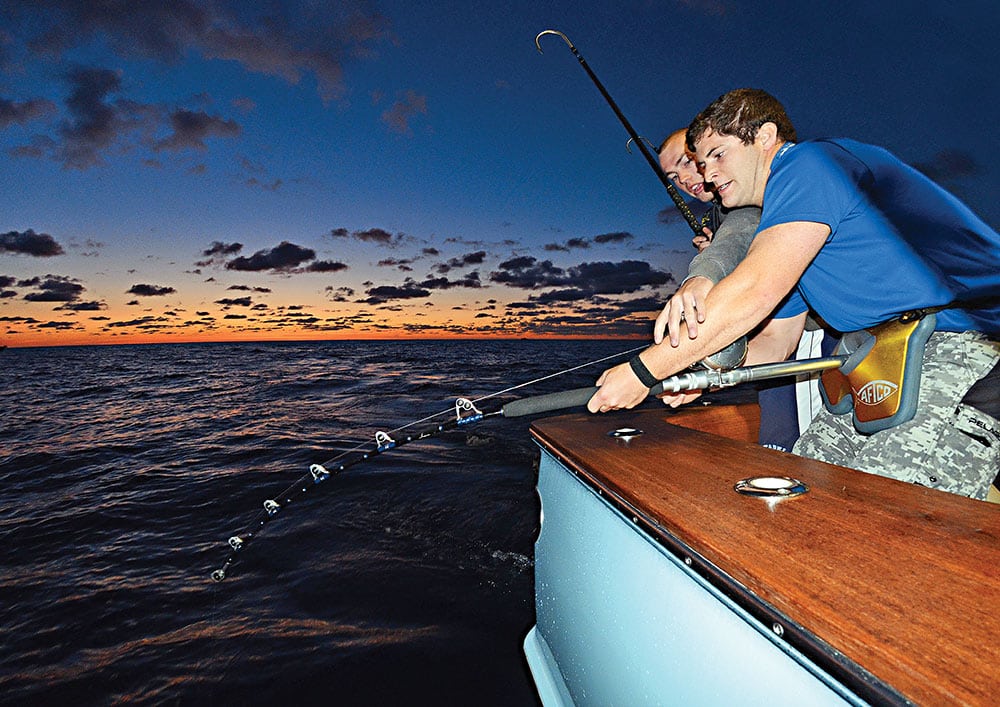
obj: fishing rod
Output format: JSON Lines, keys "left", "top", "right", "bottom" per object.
{"left": 211, "top": 351, "right": 846, "bottom": 581}
{"left": 535, "top": 29, "right": 704, "bottom": 237}
{"left": 502, "top": 354, "right": 849, "bottom": 416}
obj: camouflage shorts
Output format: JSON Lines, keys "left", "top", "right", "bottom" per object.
{"left": 794, "top": 331, "right": 1000, "bottom": 501}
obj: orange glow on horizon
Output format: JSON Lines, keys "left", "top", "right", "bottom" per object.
{"left": 3, "top": 327, "right": 645, "bottom": 349}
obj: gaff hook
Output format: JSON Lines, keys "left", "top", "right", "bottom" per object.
{"left": 534, "top": 28, "right": 704, "bottom": 237}
{"left": 625, "top": 136, "right": 657, "bottom": 155}
{"left": 534, "top": 28, "right": 573, "bottom": 53}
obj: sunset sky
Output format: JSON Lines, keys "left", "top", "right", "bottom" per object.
{"left": 1, "top": 1, "right": 996, "bottom": 348}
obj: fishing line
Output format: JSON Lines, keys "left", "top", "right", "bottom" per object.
{"left": 211, "top": 344, "right": 645, "bottom": 582}
{"left": 469, "top": 343, "right": 647, "bottom": 406}
{"left": 313, "top": 343, "right": 647, "bottom": 470}
{"left": 211, "top": 344, "right": 847, "bottom": 581}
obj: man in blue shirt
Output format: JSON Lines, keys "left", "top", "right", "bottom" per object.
{"left": 659, "top": 126, "right": 831, "bottom": 452}
{"left": 590, "top": 88, "right": 999, "bottom": 501}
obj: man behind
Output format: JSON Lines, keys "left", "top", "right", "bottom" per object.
{"left": 589, "top": 88, "right": 999, "bottom": 501}
{"left": 659, "top": 128, "right": 718, "bottom": 252}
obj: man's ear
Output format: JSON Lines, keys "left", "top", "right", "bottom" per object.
{"left": 756, "top": 122, "right": 779, "bottom": 148}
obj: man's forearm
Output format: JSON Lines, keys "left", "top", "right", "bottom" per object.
{"left": 639, "top": 274, "right": 771, "bottom": 378}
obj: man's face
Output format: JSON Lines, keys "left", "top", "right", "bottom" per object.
{"left": 694, "top": 130, "right": 765, "bottom": 208}
{"left": 659, "top": 134, "right": 713, "bottom": 202}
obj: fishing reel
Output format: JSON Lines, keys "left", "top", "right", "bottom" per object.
{"left": 697, "top": 336, "right": 748, "bottom": 371}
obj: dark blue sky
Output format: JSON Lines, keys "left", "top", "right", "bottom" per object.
{"left": 1, "top": 0, "right": 996, "bottom": 346}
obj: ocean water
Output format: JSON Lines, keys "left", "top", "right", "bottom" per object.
{"left": 0, "top": 339, "right": 648, "bottom": 705}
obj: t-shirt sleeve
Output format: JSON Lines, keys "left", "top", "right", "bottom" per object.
{"left": 758, "top": 143, "right": 867, "bottom": 234}
{"left": 685, "top": 206, "right": 761, "bottom": 284}
{"left": 773, "top": 286, "right": 808, "bottom": 319}
{"left": 759, "top": 143, "right": 867, "bottom": 320}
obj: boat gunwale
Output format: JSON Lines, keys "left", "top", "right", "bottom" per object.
{"left": 530, "top": 402, "right": 1000, "bottom": 706}
{"left": 533, "top": 430, "right": 907, "bottom": 707}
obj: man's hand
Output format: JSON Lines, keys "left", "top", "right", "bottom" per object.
{"left": 656, "top": 390, "right": 703, "bottom": 408}
{"left": 587, "top": 361, "right": 651, "bottom": 413}
{"left": 692, "top": 226, "right": 714, "bottom": 252}
{"left": 655, "top": 276, "right": 714, "bottom": 346}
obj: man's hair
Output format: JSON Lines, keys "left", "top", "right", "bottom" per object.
{"left": 686, "top": 89, "right": 797, "bottom": 150}
{"left": 657, "top": 128, "right": 687, "bottom": 154}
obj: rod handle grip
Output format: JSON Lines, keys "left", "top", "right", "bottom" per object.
{"left": 501, "top": 386, "right": 599, "bottom": 418}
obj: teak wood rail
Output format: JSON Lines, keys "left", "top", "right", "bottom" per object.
{"left": 530, "top": 403, "right": 1000, "bottom": 705}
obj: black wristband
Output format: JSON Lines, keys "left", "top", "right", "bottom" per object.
{"left": 628, "top": 355, "right": 659, "bottom": 388}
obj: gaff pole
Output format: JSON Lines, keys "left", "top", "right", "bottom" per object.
{"left": 535, "top": 29, "right": 703, "bottom": 237}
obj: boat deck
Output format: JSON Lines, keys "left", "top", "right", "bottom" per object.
{"left": 530, "top": 403, "right": 1000, "bottom": 705}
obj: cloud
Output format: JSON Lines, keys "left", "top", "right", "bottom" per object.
{"left": 543, "top": 233, "right": 633, "bottom": 252}
{"left": 154, "top": 108, "right": 241, "bottom": 151}
{"left": 529, "top": 288, "right": 590, "bottom": 304}
{"left": 196, "top": 240, "right": 243, "bottom": 267}
{"left": 4, "top": 1, "right": 392, "bottom": 103}
{"left": 23, "top": 275, "right": 84, "bottom": 302}
{"left": 71, "top": 237, "right": 105, "bottom": 257}
{"left": 545, "top": 237, "right": 590, "bottom": 252}
{"left": 566, "top": 260, "right": 672, "bottom": 295}
{"left": 0, "top": 96, "right": 57, "bottom": 127}
{"left": 324, "top": 285, "right": 355, "bottom": 302}
{"left": 127, "top": 283, "right": 176, "bottom": 296}
{"left": 57, "top": 65, "right": 127, "bottom": 169}
{"left": 215, "top": 296, "right": 252, "bottom": 307}
{"left": 6, "top": 64, "right": 243, "bottom": 168}
{"left": 244, "top": 176, "right": 282, "bottom": 192}
{"left": 0, "top": 229, "right": 65, "bottom": 256}
{"left": 490, "top": 256, "right": 672, "bottom": 296}
{"left": 378, "top": 257, "right": 414, "bottom": 271}
{"left": 329, "top": 226, "right": 407, "bottom": 247}
{"left": 225, "top": 241, "right": 315, "bottom": 272}
{"left": 593, "top": 231, "right": 634, "bottom": 244}
{"left": 604, "top": 295, "right": 665, "bottom": 314}
{"left": 204, "top": 241, "right": 244, "bottom": 257}
{"left": 435, "top": 250, "right": 486, "bottom": 274}
{"left": 381, "top": 90, "right": 427, "bottom": 134}
{"left": 489, "top": 256, "right": 566, "bottom": 288}
{"left": 418, "top": 272, "right": 482, "bottom": 290}
{"left": 306, "top": 260, "right": 349, "bottom": 273}
{"left": 361, "top": 278, "right": 431, "bottom": 304}
{"left": 55, "top": 300, "right": 106, "bottom": 311}
{"left": 105, "top": 316, "right": 161, "bottom": 328}
{"left": 37, "top": 320, "right": 80, "bottom": 330}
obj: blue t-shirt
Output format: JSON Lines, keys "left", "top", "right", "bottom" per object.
{"left": 763, "top": 139, "right": 999, "bottom": 334}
